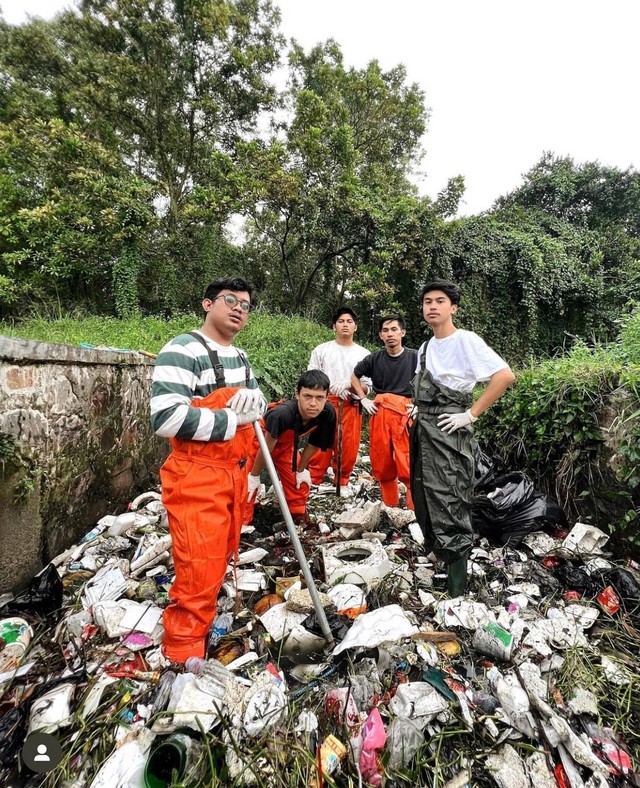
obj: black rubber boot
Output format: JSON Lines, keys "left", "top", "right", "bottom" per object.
{"left": 447, "top": 554, "right": 469, "bottom": 598}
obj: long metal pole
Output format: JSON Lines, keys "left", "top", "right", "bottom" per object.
{"left": 335, "top": 400, "right": 344, "bottom": 496}
{"left": 252, "top": 422, "right": 334, "bottom": 646}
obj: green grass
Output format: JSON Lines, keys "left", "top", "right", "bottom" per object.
{"left": 0, "top": 310, "right": 336, "bottom": 401}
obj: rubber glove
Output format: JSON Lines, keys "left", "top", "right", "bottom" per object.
{"left": 360, "top": 397, "right": 378, "bottom": 415}
{"left": 227, "top": 388, "right": 267, "bottom": 415}
{"left": 437, "top": 409, "right": 477, "bottom": 433}
{"left": 247, "top": 474, "right": 263, "bottom": 501}
{"left": 406, "top": 403, "right": 418, "bottom": 419}
{"left": 330, "top": 381, "right": 352, "bottom": 400}
{"left": 235, "top": 407, "right": 263, "bottom": 425}
{"left": 296, "top": 468, "right": 312, "bottom": 489}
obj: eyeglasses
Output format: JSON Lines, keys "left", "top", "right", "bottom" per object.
{"left": 211, "top": 293, "right": 252, "bottom": 313}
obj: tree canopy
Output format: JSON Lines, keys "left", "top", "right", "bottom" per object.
{"left": 1, "top": 4, "right": 639, "bottom": 362}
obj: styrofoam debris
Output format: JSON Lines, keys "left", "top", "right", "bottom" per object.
{"left": 408, "top": 522, "right": 425, "bottom": 545}
{"left": 567, "top": 687, "right": 599, "bottom": 717}
{"left": 223, "top": 569, "right": 267, "bottom": 593}
{"left": 434, "top": 599, "right": 495, "bottom": 629}
{"left": 383, "top": 505, "right": 417, "bottom": 529}
{"left": 562, "top": 522, "right": 609, "bottom": 555}
{"left": 235, "top": 548, "right": 269, "bottom": 566}
{"left": 93, "top": 599, "right": 163, "bottom": 638}
{"left": 82, "top": 563, "right": 128, "bottom": 608}
{"left": 485, "top": 744, "right": 530, "bottom": 788}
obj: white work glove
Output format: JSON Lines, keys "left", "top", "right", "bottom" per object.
{"left": 247, "top": 474, "right": 263, "bottom": 501}
{"left": 235, "top": 407, "right": 263, "bottom": 425}
{"left": 360, "top": 397, "right": 378, "bottom": 415}
{"left": 226, "top": 389, "right": 267, "bottom": 415}
{"left": 406, "top": 403, "right": 418, "bottom": 419}
{"left": 295, "top": 468, "right": 312, "bottom": 489}
{"left": 330, "top": 381, "right": 352, "bottom": 400}
{"left": 438, "top": 409, "right": 477, "bottom": 434}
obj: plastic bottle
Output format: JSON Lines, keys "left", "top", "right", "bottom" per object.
{"left": 150, "top": 671, "right": 177, "bottom": 716}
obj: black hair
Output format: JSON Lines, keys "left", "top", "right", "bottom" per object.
{"left": 378, "top": 313, "right": 405, "bottom": 332}
{"left": 296, "top": 369, "right": 330, "bottom": 393}
{"left": 332, "top": 306, "right": 357, "bottom": 325}
{"left": 421, "top": 279, "right": 461, "bottom": 305}
{"left": 204, "top": 276, "right": 254, "bottom": 303}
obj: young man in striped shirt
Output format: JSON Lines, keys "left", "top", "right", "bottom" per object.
{"left": 151, "top": 276, "right": 266, "bottom": 662}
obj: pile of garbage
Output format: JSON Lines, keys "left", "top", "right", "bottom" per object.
{"left": 2, "top": 455, "right": 640, "bottom": 787}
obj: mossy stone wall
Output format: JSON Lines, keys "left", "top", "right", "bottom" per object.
{"left": 0, "top": 336, "right": 167, "bottom": 593}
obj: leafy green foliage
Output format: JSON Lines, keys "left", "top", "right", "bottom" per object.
{"left": 0, "top": 0, "right": 283, "bottom": 316}
{"left": 0, "top": 119, "right": 154, "bottom": 316}
{"left": 478, "top": 317, "right": 640, "bottom": 548}
{"left": 232, "top": 40, "right": 435, "bottom": 335}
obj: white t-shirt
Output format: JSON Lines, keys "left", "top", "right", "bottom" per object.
{"left": 415, "top": 329, "right": 508, "bottom": 393}
{"left": 308, "top": 340, "right": 371, "bottom": 387}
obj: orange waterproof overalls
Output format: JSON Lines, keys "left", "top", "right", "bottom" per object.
{"left": 161, "top": 386, "right": 254, "bottom": 662}
{"left": 243, "top": 412, "right": 319, "bottom": 525}
{"left": 369, "top": 392, "right": 414, "bottom": 509}
{"left": 309, "top": 396, "right": 362, "bottom": 486}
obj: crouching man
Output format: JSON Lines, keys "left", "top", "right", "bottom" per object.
{"left": 244, "top": 370, "right": 336, "bottom": 526}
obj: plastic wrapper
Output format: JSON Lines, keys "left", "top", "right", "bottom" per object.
{"left": 359, "top": 707, "right": 386, "bottom": 786}
{"left": 386, "top": 716, "right": 424, "bottom": 771}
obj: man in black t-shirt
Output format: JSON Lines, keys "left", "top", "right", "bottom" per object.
{"left": 351, "top": 314, "right": 418, "bottom": 509}
{"left": 244, "top": 370, "right": 336, "bottom": 525}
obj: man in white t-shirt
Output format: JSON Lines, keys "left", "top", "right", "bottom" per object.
{"left": 307, "top": 307, "right": 371, "bottom": 495}
{"left": 410, "top": 280, "right": 515, "bottom": 597}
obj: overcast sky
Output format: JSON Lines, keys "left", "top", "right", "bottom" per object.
{"left": 3, "top": 0, "right": 639, "bottom": 215}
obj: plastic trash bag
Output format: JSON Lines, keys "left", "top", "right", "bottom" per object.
{"left": 473, "top": 472, "right": 565, "bottom": 547}
{"left": 386, "top": 717, "right": 424, "bottom": 771}
{"left": 0, "top": 564, "right": 63, "bottom": 620}
{"left": 0, "top": 705, "right": 27, "bottom": 771}
{"left": 474, "top": 444, "right": 500, "bottom": 491}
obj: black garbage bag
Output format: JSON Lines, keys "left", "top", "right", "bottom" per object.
{"left": 552, "top": 563, "right": 602, "bottom": 595}
{"left": 607, "top": 568, "right": 640, "bottom": 605}
{"left": 473, "top": 472, "right": 566, "bottom": 547}
{"left": 474, "top": 444, "right": 500, "bottom": 491}
{"left": 0, "top": 704, "right": 27, "bottom": 770}
{"left": 302, "top": 610, "right": 351, "bottom": 642}
{"left": 0, "top": 564, "right": 63, "bottom": 621}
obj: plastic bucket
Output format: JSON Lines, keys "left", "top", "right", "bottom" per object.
{"left": 144, "top": 733, "right": 194, "bottom": 788}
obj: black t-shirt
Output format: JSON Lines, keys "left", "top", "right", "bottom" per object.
{"left": 353, "top": 348, "right": 418, "bottom": 397}
{"left": 265, "top": 399, "right": 336, "bottom": 450}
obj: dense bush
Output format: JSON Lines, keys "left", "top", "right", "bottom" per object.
{"left": 478, "top": 309, "right": 640, "bottom": 551}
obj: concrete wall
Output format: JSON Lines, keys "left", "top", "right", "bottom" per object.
{"left": 0, "top": 336, "right": 168, "bottom": 593}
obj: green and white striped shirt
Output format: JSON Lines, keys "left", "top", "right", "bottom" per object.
{"left": 151, "top": 331, "right": 262, "bottom": 442}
